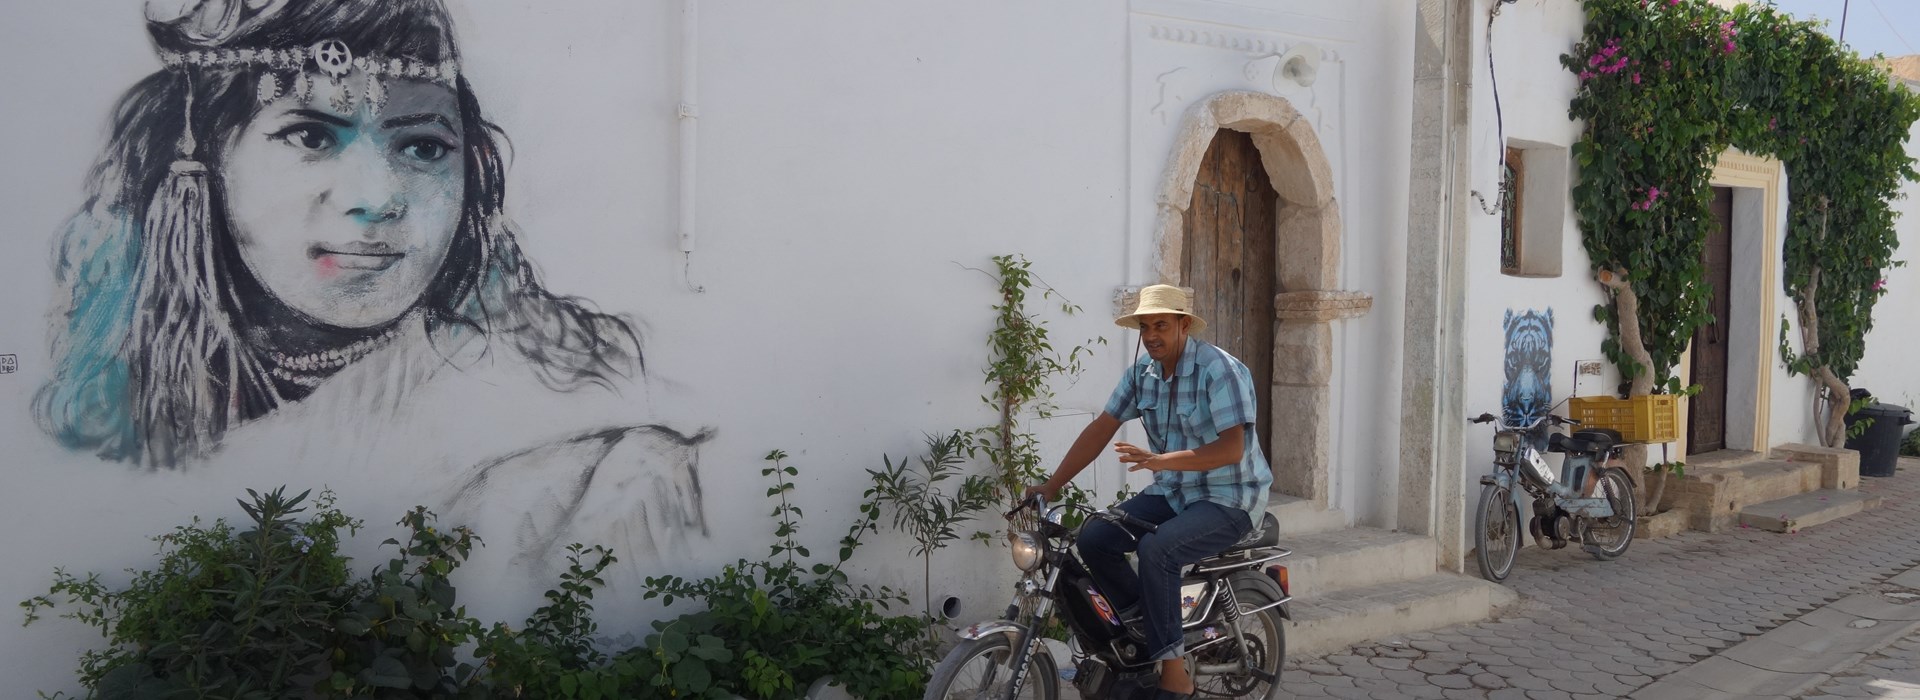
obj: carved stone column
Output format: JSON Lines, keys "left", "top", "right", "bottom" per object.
{"left": 1271, "top": 292, "right": 1372, "bottom": 506}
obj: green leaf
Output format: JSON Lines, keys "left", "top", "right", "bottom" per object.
{"left": 367, "top": 656, "right": 413, "bottom": 689}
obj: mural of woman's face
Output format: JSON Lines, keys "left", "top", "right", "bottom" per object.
{"left": 221, "top": 76, "right": 465, "bottom": 329}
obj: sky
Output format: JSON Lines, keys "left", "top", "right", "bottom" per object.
{"left": 1761, "top": 0, "right": 1920, "bottom": 59}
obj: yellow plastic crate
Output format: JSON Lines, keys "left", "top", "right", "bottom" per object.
{"left": 1568, "top": 395, "right": 1680, "bottom": 444}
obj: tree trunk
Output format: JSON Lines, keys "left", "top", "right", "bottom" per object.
{"left": 1794, "top": 267, "right": 1851, "bottom": 447}
{"left": 1597, "top": 268, "right": 1663, "bottom": 512}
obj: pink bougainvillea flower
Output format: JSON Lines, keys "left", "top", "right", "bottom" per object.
{"left": 1633, "top": 73, "right": 1642, "bottom": 84}
{"left": 1768, "top": 117, "right": 1778, "bottom": 129}
{"left": 1580, "top": 70, "right": 1596, "bottom": 81}
{"left": 1873, "top": 278, "right": 1888, "bottom": 291}
{"left": 1669, "top": 0, "right": 1680, "bottom": 6}
{"left": 1663, "top": 60, "right": 1672, "bottom": 69}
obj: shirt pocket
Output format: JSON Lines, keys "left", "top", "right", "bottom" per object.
{"left": 1176, "top": 401, "right": 1211, "bottom": 442}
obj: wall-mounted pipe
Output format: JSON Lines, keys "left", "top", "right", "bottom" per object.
{"left": 678, "top": 0, "right": 704, "bottom": 291}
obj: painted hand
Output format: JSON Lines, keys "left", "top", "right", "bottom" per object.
{"left": 1115, "top": 442, "right": 1161, "bottom": 472}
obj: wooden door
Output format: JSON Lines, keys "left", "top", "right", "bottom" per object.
{"left": 1182, "top": 129, "right": 1277, "bottom": 461}
{"left": 1688, "top": 187, "right": 1733, "bottom": 454}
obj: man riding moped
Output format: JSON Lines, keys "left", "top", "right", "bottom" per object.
{"left": 1027, "top": 284, "right": 1273, "bottom": 699}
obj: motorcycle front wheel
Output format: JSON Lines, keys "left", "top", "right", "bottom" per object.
{"left": 1474, "top": 482, "right": 1521, "bottom": 582}
{"left": 924, "top": 633, "right": 1057, "bottom": 700}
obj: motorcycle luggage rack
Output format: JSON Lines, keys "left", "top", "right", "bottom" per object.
{"left": 1189, "top": 548, "right": 1291, "bottom": 575}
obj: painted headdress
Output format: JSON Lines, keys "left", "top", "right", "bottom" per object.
{"left": 148, "top": 0, "right": 460, "bottom": 114}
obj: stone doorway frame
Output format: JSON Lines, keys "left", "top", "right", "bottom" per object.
{"left": 1149, "top": 91, "right": 1372, "bottom": 508}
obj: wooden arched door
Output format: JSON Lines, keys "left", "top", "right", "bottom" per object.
{"left": 1182, "top": 129, "right": 1278, "bottom": 461}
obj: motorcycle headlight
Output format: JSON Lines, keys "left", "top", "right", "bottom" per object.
{"left": 1493, "top": 431, "right": 1520, "bottom": 453}
{"left": 1009, "top": 530, "right": 1043, "bottom": 572}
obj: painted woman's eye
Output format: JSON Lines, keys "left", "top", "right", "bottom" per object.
{"left": 270, "top": 124, "right": 335, "bottom": 152}
{"left": 400, "top": 137, "right": 453, "bottom": 163}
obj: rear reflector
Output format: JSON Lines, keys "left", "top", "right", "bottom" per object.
{"left": 1267, "top": 565, "right": 1290, "bottom": 597}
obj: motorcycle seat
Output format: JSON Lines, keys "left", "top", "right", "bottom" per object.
{"left": 1224, "top": 512, "right": 1280, "bottom": 552}
{"left": 1549, "top": 428, "right": 1623, "bottom": 454}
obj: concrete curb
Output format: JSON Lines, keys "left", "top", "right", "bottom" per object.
{"left": 1630, "top": 563, "right": 1920, "bottom": 699}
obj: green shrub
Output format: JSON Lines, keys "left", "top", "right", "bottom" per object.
{"left": 637, "top": 450, "right": 935, "bottom": 700}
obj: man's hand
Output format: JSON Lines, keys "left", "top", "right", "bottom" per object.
{"left": 1024, "top": 482, "right": 1062, "bottom": 503}
{"left": 1115, "top": 442, "right": 1163, "bottom": 472}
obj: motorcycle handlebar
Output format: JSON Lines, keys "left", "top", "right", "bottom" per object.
{"left": 1103, "top": 507, "right": 1160, "bottom": 534}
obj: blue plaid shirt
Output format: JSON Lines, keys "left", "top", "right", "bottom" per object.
{"left": 1103, "top": 337, "right": 1272, "bottom": 524}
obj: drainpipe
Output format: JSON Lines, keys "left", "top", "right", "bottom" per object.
{"left": 1397, "top": 0, "right": 1476, "bottom": 572}
{"left": 678, "top": 0, "right": 704, "bottom": 292}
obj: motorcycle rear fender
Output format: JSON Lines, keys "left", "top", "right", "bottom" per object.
{"left": 957, "top": 619, "right": 1028, "bottom": 645}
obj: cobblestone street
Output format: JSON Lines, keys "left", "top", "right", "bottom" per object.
{"left": 1801, "top": 619, "right": 1920, "bottom": 698}
{"left": 1275, "top": 458, "right": 1920, "bottom": 700}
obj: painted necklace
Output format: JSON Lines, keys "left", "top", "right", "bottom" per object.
{"left": 260, "top": 314, "right": 413, "bottom": 387}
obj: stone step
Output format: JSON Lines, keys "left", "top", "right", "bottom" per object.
{"left": 1687, "top": 449, "right": 1765, "bottom": 470}
{"left": 1677, "top": 459, "right": 1825, "bottom": 532}
{"left": 1729, "top": 460, "right": 1824, "bottom": 505}
{"left": 1738, "top": 489, "right": 1882, "bottom": 533}
{"left": 1279, "top": 527, "right": 1436, "bottom": 596}
{"left": 1287, "top": 573, "right": 1519, "bottom": 657}
{"left": 1268, "top": 495, "right": 1348, "bottom": 537}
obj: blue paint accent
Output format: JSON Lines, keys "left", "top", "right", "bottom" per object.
{"left": 38, "top": 215, "right": 141, "bottom": 460}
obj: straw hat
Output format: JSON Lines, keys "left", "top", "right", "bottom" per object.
{"left": 1115, "top": 284, "right": 1207, "bottom": 335}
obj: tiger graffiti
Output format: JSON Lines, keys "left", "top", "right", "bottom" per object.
{"left": 1502, "top": 309, "right": 1554, "bottom": 427}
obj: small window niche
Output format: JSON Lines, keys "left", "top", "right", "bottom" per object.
{"left": 1499, "top": 139, "right": 1567, "bottom": 278}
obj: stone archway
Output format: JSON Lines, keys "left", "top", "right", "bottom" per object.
{"left": 1152, "top": 91, "right": 1371, "bottom": 508}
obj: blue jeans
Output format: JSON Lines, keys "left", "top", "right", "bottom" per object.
{"left": 1078, "top": 494, "right": 1253, "bottom": 662}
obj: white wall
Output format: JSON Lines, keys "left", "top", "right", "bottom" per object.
{"left": 0, "top": 1, "right": 1416, "bottom": 691}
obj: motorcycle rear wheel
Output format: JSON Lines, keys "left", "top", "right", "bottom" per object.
{"left": 1191, "top": 575, "right": 1287, "bottom": 700}
{"left": 924, "top": 633, "right": 1058, "bottom": 700}
{"left": 1583, "top": 466, "right": 1637, "bottom": 561}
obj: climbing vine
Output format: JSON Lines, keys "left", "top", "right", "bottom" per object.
{"left": 1566, "top": 0, "right": 1920, "bottom": 446}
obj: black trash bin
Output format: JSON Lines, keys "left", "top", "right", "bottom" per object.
{"left": 1845, "top": 402, "right": 1913, "bottom": 477}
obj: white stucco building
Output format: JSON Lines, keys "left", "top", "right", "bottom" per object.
{"left": 1, "top": 0, "right": 1916, "bottom": 691}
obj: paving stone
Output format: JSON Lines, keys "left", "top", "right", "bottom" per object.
{"left": 1523, "top": 691, "right": 1573, "bottom": 700}
{"left": 1382, "top": 669, "right": 1427, "bottom": 685}
{"left": 1369, "top": 656, "right": 1413, "bottom": 671}
{"left": 1440, "top": 691, "right": 1485, "bottom": 700}
{"left": 1544, "top": 676, "right": 1596, "bottom": 695}
{"left": 1471, "top": 672, "right": 1508, "bottom": 690}
{"left": 1413, "top": 659, "right": 1463, "bottom": 675}
{"left": 1508, "top": 674, "right": 1554, "bottom": 692}
{"left": 1488, "top": 690, "right": 1530, "bottom": 700}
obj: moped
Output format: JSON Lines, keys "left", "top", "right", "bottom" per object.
{"left": 923, "top": 496, "right": 1290, "bottom": 700}
{"left": 1468, "top": 411, "right": 1637, "bottom": 582}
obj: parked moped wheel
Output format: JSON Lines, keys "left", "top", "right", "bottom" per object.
{"left": 924, "top": 633, "right": 1058, "bottom": 700}
{"left": 1583, "top": 467, "right": 1637, "bottom": 561}
{"left": 1474, "top": 482, "right": 1521, "bottom": 582}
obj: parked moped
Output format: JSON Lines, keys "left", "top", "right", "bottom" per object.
{"left": 1469, "top": 411, "right": 1637, "bottom": 582}
{"left": 923, "top": 496, "right": 1290, "bottom": 700}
